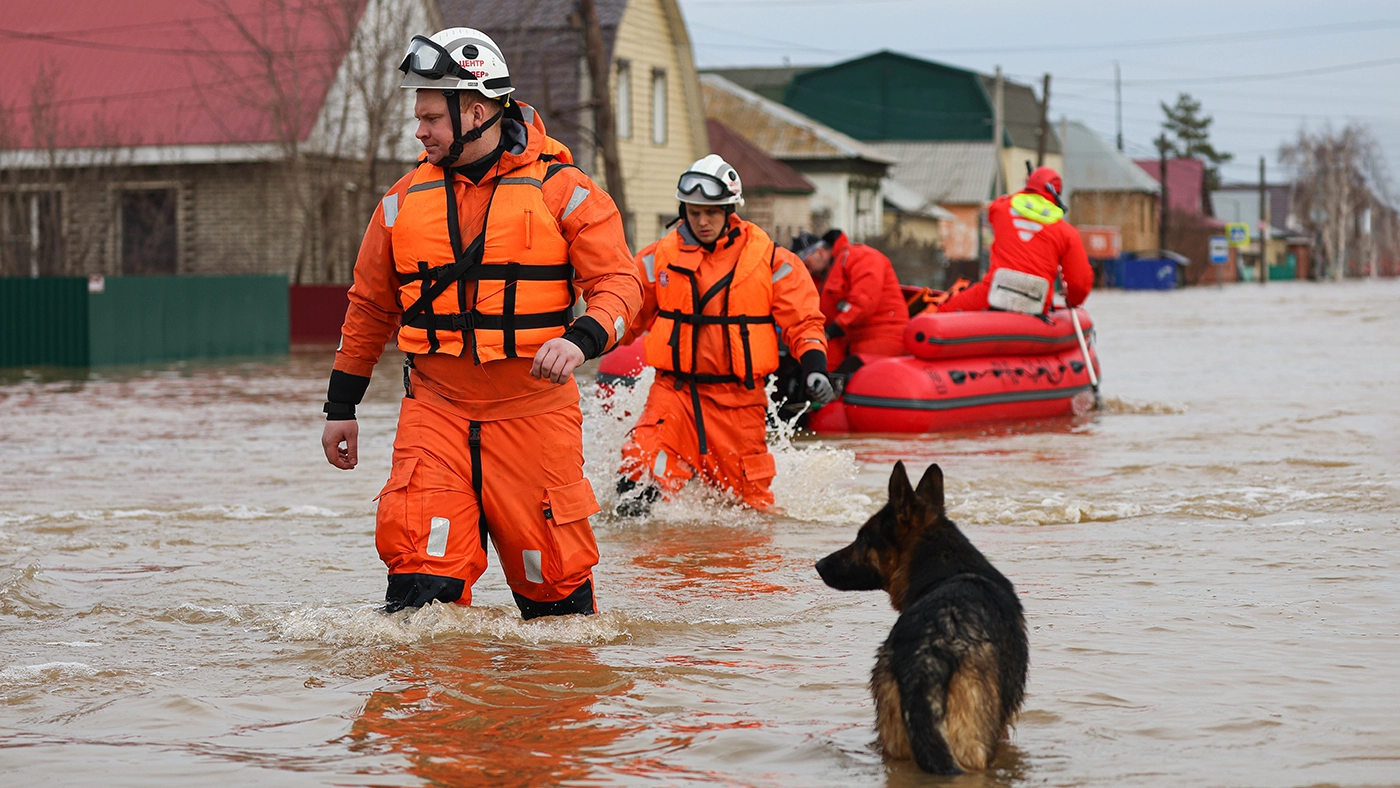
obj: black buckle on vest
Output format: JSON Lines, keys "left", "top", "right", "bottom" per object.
{"left": 449, "top": 313, "right": 474, "bottom": 331}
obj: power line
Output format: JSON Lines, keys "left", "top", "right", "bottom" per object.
{"left": 1057, "top": 56, "right": 1400, "bottom": 87}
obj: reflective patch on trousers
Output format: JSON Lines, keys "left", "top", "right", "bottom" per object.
{"left": 426, "top": 516, "right": 450, "bottom": 557}
{"left": 523, "top": 549, "right": 544, "bottom": 584}
{"left": 653, "top": 450, "right": 667, "bottom": 479}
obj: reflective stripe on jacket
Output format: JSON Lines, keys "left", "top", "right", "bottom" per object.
{"left": 392, "top": 154, "right": 574, "bottom": 362}
{"left": 643, "top": 223, "right": 781, "bottom": 387}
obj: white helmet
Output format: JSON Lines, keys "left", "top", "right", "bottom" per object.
{"left": 676, "top": 154, "right": 744, "bottom": 207}
{"left": 398, "top": 28, "right": 515, "bottom": 99}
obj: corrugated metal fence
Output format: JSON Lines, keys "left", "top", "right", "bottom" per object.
{"left": 0, "top": 276, "right": 288, "bottom": 367}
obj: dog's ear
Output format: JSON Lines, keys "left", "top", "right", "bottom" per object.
{"left": 914, "top": 463, "right": 945, "bottom": 513}
{"left": 888, "top": 461, "right": 921, "bottom": 518}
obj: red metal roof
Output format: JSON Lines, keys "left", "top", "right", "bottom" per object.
{"left": 706, "top": 119, "right": 814, "bottom": 195}
{"left": 1134, "top": 157, "right": 1206, "bottom": 217}
{"left": 0, "top": 0, "right": 364, "bottom": 151}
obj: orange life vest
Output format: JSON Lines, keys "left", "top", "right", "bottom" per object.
{"left": 392, "top": 154, "right": 575, "bottom": 363}
{"left": 643, "top": 222, "right": 780, "bottom": 388}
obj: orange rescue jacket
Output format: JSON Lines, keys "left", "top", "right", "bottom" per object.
{"left": 643, "top": 222, "right": 784, "bottom": 387}
{"left": 393, "top": 145, "right": 576, "bottom": 363}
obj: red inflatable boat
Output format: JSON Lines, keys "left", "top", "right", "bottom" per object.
{"left": 807, "top": 307, "right": 1100, "bottom": 434}
{"left": 595, "top": 305, "right": 1101, "bottom": 435}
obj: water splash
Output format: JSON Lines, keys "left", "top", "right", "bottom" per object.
{"left": 1102, "top": 395, "right": 1188, "bottom": 416}
{"left": 274, "top": 603, "right": 634, "bottom": 647}
{"left": 581, "top": 371, "right": 867, "bottom": 524}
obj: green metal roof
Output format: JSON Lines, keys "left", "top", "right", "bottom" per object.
{"left": 783, "top": 51, "right": 995, "bottom": 143}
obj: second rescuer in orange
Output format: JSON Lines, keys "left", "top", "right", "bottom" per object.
{"left": 319, "top": 28, "right": 641, "bottom": 618}
{"left": 614, "top": 155, "right": 832, "bottom": 515}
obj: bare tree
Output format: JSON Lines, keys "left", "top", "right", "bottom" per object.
{"left": 1280, "top": 122, "right": 1393, "bottom": 281}
{"left": 194, "top": 0, "right": 420, "bottom": 283}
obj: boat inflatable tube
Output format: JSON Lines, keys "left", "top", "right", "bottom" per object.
{"left": 812, "top": 347, "right": 1100, "bottom": 434}
{"left": 596, "top": 336, "right": 646, "bottom": 390}
{"left": 904, "top": 308, "right": 1094, "bottom": 360}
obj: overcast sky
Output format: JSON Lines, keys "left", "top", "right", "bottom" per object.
{"left": 676, "top": 0, "right": 1400, "bottom": 191}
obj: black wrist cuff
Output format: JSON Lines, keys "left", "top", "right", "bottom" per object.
{"left": 800, "top": 349, "right": 828, "bottom": 376}
{"left": 562, "top": 315, "right": 609, "bottom": 360}
{"left": 326, "top": 370, "right": 369, "bottom": 421}
{"left": 323, "top": 401, "right": 356, "bottom": 421}
{"left": 327, "top": 369, "right": 371, "bottom": 405}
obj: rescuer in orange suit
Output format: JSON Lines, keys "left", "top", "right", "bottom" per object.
{"left": 614, "top": 155, "right": 832, "bottom": 515}
{"left": 793, "top": 229, "right": 909, "bottom": 370}
{"left": 319, "top": 28, "right": 641, "bottom": 618}
{"left": 938, "top": 166, "right": 1093, "bottom": 314}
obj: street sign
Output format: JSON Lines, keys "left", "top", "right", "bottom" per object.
{"left": 1209, "top": 236, "right": 1229, "bottom": 265}
{"left": 1226, "top": 222, "right": 1251, "bottom": 247}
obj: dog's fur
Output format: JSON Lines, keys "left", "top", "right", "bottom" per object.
{"left": 815, "top": 462, "right": 1028, "bottom": 775}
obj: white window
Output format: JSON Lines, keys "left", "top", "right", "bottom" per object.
{"left": 615, "top": 60, "right": 632, "bottom": 140}
{"left": 651, "top": 68, "right": 667, "bottom": 146}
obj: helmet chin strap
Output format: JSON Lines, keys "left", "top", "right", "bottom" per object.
{"left": 441, "top": 90, "right": 503, "bottom": 168}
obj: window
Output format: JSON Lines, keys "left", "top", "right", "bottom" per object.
{"left": 120, "top": 188, "right": 178, "bottom": 276}
{"left": 651, "top": 68, "right": 667, "bottom": 146}
{"left": 615, "top": 60, "right": 632, "bottom": 140}
{"left": 0, "top": 190, "right": 64, "bottom": 277}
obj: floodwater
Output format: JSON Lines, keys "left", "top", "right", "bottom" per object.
{"left": 2, "top": 280, "right": 1398, "bottom": 787}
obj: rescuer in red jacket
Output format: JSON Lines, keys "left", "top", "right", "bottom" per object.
{"left": 939, "top": 167, "right": 1092, "bottom": 314}
{"left": 794, "top": 229, "right": 909, "bottom": 370}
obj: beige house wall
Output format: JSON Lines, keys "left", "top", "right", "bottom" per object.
{"left": 742, "top": 192, "right": 811, "bottom": 247}
{"left": 609, "top": 0, "right": 709, "bottom": 245}
{"left": 1068, "top": 190, "right": 1160, "bottom": 253}
{"left": 1001, "top": 148, "right": 1063, "bottom": 195}
{"left": 882, "top": 212, "right": 943, "bottom": 248}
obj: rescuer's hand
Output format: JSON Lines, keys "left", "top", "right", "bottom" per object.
{"left": 531, "top": 337, "right": 586, "bottom": 384}
{"left": 806, "top": 371, "right": 836, "bottom": 405}
{"left": 322, "top": 420, "right": 359, "bottom": 470}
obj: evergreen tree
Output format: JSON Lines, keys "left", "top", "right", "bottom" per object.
{"left": 1158, "top": 93, "right": 1233, "bottom": 190}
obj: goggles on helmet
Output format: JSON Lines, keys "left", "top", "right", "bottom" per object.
{"left": 676, "top": 171, "right": 732, "bottom": 201}
{"left": 399, "top": 35, "right": 473, "bottom": 81}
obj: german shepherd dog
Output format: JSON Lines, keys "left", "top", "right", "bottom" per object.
{"left": 815, "top": 462, "right": 1028, "bottom": 775}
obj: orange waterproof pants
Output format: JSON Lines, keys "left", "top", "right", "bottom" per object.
{"left": 375, "top": 395, "right": 601, "bottom": 610}
{"left": 826, "top": 330, "right": 906, "bottom": 370}
{"left": 619, "top": 377, "right": 776, "bottom": 510}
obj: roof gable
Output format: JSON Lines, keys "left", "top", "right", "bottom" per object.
{"left": 869, "top": 140, "right": 997, "bottom": 205}
{"left": 706, "top": 119, "right": 813, "bottom": 195}
{"left": 701, "top": 73, "right": 892, "bottom": 165}
{"left": 0, "top": 0, "right": 365, "bottom": 151}
{"left": 1064, "top": 121, "right": 1160, "bottom": 196}
{"left": 784, "top": 50, "right": 991, "bottom": 142}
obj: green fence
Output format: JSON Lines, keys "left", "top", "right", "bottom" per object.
{"left": 0, "top": 275, "right": 288, "bottom": 367}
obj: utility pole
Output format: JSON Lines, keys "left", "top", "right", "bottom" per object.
{"left": 1258, "top": 156, "right": 1267, "bottom": 285}
{"left": 1114, "top": 61, "right": 1123, "bottom": 152}
{"left": 1036, "top": 73, "right": 1052, "bottom": 167}
{"left": 1158, "top": 137, "right": 1169, "bottom": 255}
{"left": 578, "top": 0, "right": 629, "bottom": 237}
{"left": 993, "top": 66, "right": 1005, "bottom": 195}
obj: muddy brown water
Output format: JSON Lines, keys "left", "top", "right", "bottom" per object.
{"left": 2, "top": 280, "right": 1397, "bottom": 787}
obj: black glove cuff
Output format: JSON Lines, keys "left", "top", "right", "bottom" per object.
{"left": 800, "top": 349, "right": 828, "bottom": 376}
{"left": 327, "top": 369, "right": 371, "bottom": 405}
{"left": 562, "top": 315, "right": 609, "bottom": 360}
{"left": 323, "top": 401, "right": 356, "bottom": 421}
{"left": 825, "top": 322, "right": 845, "bottom": 339}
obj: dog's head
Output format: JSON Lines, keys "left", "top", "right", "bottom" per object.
{"left": 815, "top": 461, "right": 947, "bottom": 610}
